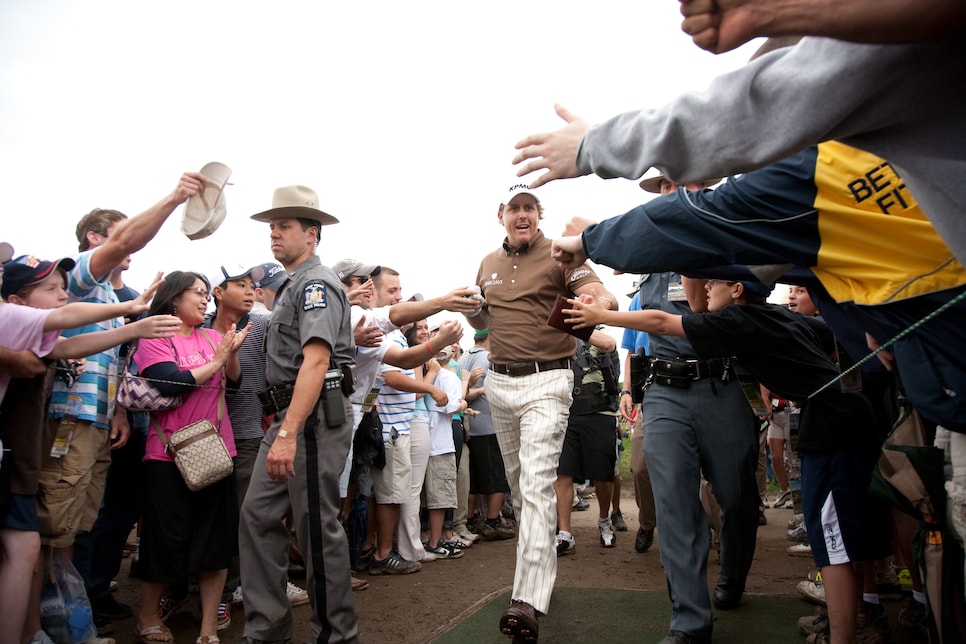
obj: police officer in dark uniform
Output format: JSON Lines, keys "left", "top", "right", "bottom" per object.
{"left": 239, "top": 185, "right": 358, "bottom": 644}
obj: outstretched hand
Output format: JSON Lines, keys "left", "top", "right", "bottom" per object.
{"left": 680, "top": 0, "right": 757, "bottom": 54}
{"left": 563, "top": 295, "right": 606, "bottom": 329}
{"left": 130, "top": 272, "right": 165, "bottom": 312}
{"left": 512, "top": 104, "right": 590, "bottom": 189}
{"left": 551, "top": 236, "right": 589, "bottom": 269}
{"left": 353, "top": 315, "right": 383, "bottom": 348}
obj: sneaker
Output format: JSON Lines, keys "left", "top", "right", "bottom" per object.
{"left": 353, "top": 545, "right": 375, "bottom": 572}
{"left": 231, "top": 585, "right": 244, "bottom": 606}
{"left": 438, "top": 540, "right": 465, "bottom": 558}
{"left": 455, "top": 528, "right": 479, "bottom": 543}
{"left": 351, "top": 574, "right": 369, "bottom": 591}
{"left": 807, "top": 569, "right": 823, "bottom": 583}
{"left": 797, "top": 608, "right": 829, "bottom": 635}
{"left": 478, "top": 519, "right": 516, "bottom": 541}
{"left": 758, "top": 507, "right": 768, "bottom": 525}
{"left": 467, "top": 514, "right": 486, "bottom": 534}
{"left": 556, "top": 532, "right": 576, "bottom": 556}
{"left": 27, "top": 631, "right": 55, "bottom": 644}
{"left": 797, "top": 579, "right": 827, "bottom": 606}
{"left": 419, "top": 548, "right": 439, "bottom": 562}
{"left": 286, "top": 581, "right": 309, "bottom": 607}
{"left": 158, "top": 593, "right": 188, "bottom": 623}
{"left": 92, "top": 593, "right": 133, "bottom": 619}
{"left": 773, "top": 489, "right": 793, "bottom": 509}
{"left": 599, "top": 520, "right": 616, "bottom": 548}
{"left": 787, "top": 542, "right": 812, "bottom": 557}
{"left": 572, "top": 497, "right": 590, "bottom": 511}
{"left": 787, "top": 512, "right": 805, "bottom": 529}
{"left": 452, "top": 534, "right": 474, "bottom": 549}
{"left": 787, "top": 523, "right": 809, "bottom": 543}
{"left": 217, "top": 602, "right": 231, "bottom": 630}
{"left": 610, "top": 511, "right": 628, "bottom": 532}
{"left": 369, "top": 550, "right": 422, "bottom": 575}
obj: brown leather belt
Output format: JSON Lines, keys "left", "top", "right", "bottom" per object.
{"left": 489, "top": 358, "right": 571, "bottom": 378}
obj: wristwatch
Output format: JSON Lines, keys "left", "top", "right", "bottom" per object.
{"left": 619, "top": 390, "right": 632, "bottom": 397}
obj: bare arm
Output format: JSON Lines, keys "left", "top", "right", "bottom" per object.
{"left": 0, "top": 347, "right": 47, "bottom": 378}
{"left": 267, "top": 338, "right": 331, "bottom": 480}
{"left": 565, "top": 295, "right": 685, "bottom": 337}
{"left": 679, "top": 0, "right": 966, "bottom": 54}
{"left": 620, "top": 351, "right": 636, "bottom": 422}
{"left": 384, "top": 370, "right": 448, "bottom": 407}
{"left": 87, "top": 173, "right": 205, "bottom": 279}
{"left": 588, "top": 329, "right": 617, "bottom": 353}
{"left": 389, "top": 287, "right": 482, "bottom": 327}
{"left": 43, "top": 273, "right": 164, "bottom": 331}
{"left": 572, "top": 281, "right": 619, "bottom": 311}
{"left": 48, "top": 315, "right": 180, "bottom": 360}
{"left": 383, "top": 320, "right": 463, "bottom": 370}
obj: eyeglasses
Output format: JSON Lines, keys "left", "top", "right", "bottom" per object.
{"left": 344, "top": 276, "right": 369, "bottom": 287}
{"left": 183, "top": 286, "right": 211, "bottom": 300}
{"left": 705, "top": 279, "right": 737, "bottom": 287}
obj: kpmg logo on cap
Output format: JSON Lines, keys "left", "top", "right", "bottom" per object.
{"left": 507, "top": 184, "right": 530, "bottom": 194}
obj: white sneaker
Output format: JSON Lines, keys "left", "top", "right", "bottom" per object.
{"left": 231, "top": 584, "right": 244, "bottom": 605}
{"left": 788, "top": 542, "right": 813, "bottom": 557}
{"left": 456, "top": 528, "right": 479, "bottom": 543}
{"left": 27, "top": 631, "right": 55, "bottom": 644}
{"left": 286, "top": 581, "right": 309, "bottom": 607}
{"left": 787, "top": 512, "right": 805, "bottom": 529}
{"left": 797, "top": 579, "right": 827, "bottom": 606}
{"left": 452, "top": 535, "right": 474, "bottom": 549}
{"left": 420, "top": 549, "right": 439, "bottom": 563}
{"left": 599, "top": 520, "right": 616, "bottom": 548}
{"left": 555, "top": 532, "right": 576, "bottom": 556}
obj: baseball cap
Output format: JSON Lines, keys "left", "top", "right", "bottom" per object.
{"left": 739, "top": 280, "right": 774, "bottom": 298}
{"left": 2, "top": 255, "right": 75, "bottom": 299}
{"left": 500, "top": 183, "right": 540, "bottom": 207}
{"left": 206, "top": 263, "right": 255, "bottom": 289}
{"left": 249, "top": 262, "right": 287, "bottom": 291}
{"left": 331, "top": 259, "right": 380, "bottom": 284}
{"left": 473, "top": 328, "right": 489, "bottom": 340}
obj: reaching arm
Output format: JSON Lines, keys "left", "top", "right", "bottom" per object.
{"left": 388, "top": 287, "right": 482, "bottom": 327}
{"left": 48, "top": 315, "right": 180, "bottom": 360}
{"left": 572, "top": 281, "right": 619, "bottom": 311}
{"left": 87, "top": 174, "right": 205, "bottom": 279}
{"left": 383, "top": 370, "right": 448, "bottom": 407}
{"left": 564, "top": 295, "right": 685, "bottom": 337}
{"left": 679, "top": 0, "right": 966, "bottom": 54}
{"left": 383, "top": 320, "right": 463, "bottom": 370}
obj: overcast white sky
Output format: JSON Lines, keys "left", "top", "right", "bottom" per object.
{"left": 0, "top": 1, "right": 762, "bottom": 352}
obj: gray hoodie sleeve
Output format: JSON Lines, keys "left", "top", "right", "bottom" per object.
{"left": 575, "top": 37, "right": 914, "bottom": 184}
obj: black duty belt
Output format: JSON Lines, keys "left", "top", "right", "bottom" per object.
{"left": 648, "top": 357, "right": 727, "bottom": 389}
{"left": 490, "top": 358, "right": 571, "bottom": 378}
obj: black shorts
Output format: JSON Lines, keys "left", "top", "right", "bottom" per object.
{"left": 136, "top": 460, "right": 238, "bottom": 583}
{"left": 467, "top": 434, "right": 510, "bottom": 495}
{"left": 557, "top": 413, "right": 617, "bottom": 482}
{"left": 801, "top": 449, "right": 891, "bottom": 567}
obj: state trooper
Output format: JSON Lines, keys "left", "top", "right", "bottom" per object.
{"left": 238, "top": 185, "right": 358, "bottom": 644}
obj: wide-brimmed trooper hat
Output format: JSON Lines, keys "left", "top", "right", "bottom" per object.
{"left": 250, "top": 185, "right": 339, "bottom": 227}
{"left": 182, "top": 162, "right": 232, "bottom": 240}
{"left": 639, "top": 169, "right": 722, "bottom": 194}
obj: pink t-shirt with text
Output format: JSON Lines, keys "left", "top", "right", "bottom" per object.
{"left": 134, "top": 329, "right": 237, "bottom": 461}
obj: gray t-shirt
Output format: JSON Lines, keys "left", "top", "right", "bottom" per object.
{"left": 459, "top": 347, "right": 494, "bottom": 437}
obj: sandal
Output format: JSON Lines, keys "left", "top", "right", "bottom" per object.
{"left": 136, "top": 623, "right": 173, "bottom": 643}
{"left": 196, "top": 636, "right": 221, "bottom": 644}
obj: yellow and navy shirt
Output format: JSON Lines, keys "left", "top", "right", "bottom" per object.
{"left": 583, "top": 141, "right": 966, "bottom": 306}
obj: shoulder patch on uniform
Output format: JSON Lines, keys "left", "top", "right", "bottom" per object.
{"left": 302, "top": 281, "right": 328, "bottom": 311}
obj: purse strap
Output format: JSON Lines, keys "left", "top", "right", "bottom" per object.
{"left": 150, "top": 329, "right": 226, "bottom": 451}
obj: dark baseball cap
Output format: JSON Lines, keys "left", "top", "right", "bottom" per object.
{"left": 2, "top": 255, "right": 75, "bottom": 299}
{"left": 249, "top": 262, "right": 287, "bottom": 291}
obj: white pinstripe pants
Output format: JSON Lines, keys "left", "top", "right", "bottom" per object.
{"left": 488, "top": 368, "right": 573, "bottom": 614}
